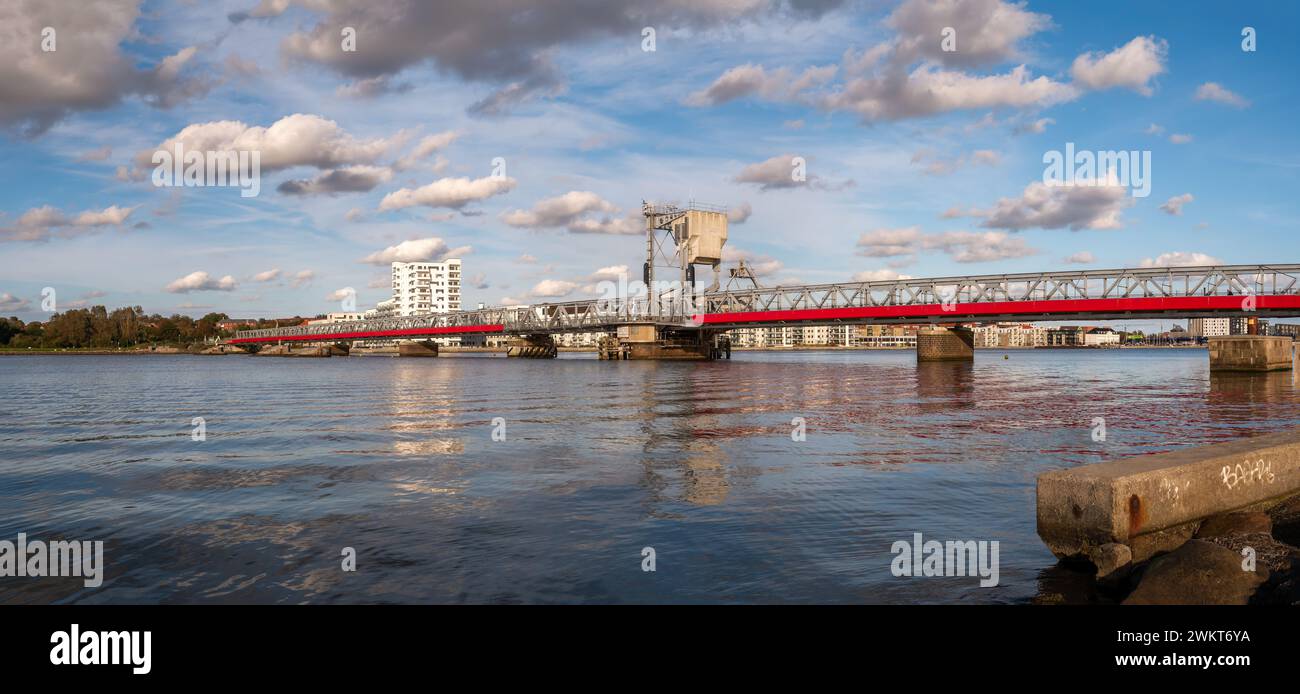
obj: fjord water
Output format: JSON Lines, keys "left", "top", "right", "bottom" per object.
{"left": 4, "top": 349, "right": 1300, "bottom": 604}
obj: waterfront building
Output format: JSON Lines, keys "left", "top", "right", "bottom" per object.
{"left": 1188, "top": 317, "right": 1231, "bottom": 337}
{"left": 973, "top": 322, "right": 1047, "bottom": 348}
{"left": 390, "top": 259, "right": 461, "bottom": 316}
{"left": 1083, "top": 327, "right": 1121, "bottom": 347}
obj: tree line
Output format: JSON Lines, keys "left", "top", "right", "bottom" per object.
{"left": 0, "top": 306, "right": 307, "bottom": 349}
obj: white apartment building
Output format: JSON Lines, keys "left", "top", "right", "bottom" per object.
{"left": 1187, "top": 317, "right": 1231, "bottom": 337}
{"left": 973, "top": 323, "right": 1047, "bottom": 348}
{"left": 390, "top": 259, "right": 461, "bottom": 315}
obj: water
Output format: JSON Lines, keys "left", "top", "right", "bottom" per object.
{"left": 3, "top": 349, "right": 1300, "bottom": 604}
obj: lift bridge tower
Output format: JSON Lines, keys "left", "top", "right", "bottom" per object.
{"left": 641, "top": 201, "right": 730, "bottom": 317}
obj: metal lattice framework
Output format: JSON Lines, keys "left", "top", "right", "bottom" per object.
{"left": 231, "top": 264, "right": 1300, "bottom": 343}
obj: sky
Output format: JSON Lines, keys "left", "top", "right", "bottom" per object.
{"left": 1, "top": 0, "right": 1298, "bottom": 327}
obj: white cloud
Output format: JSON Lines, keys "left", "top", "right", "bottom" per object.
{"left": 135, "top": 114, "right": 402, "bottom": 174}
{"left": 290, "top": 270, "right": 316, "bottom": 288}
{"left": 394, "top": 130, "right": 460, "bottom": 170}
{"left": 589, "top": 265, "right": 629, "bottom": 281}
{"left": 887, "top": 0, "right": 1051, "bottom": 67}
{"left": 824, "top": 64, "right": 1078, "bottom": 121}
{"left": 165, "top": 271, "right": 237, "bottom": 293}
{"left": 925, "top": 230, "right": 1037, "bottom": 263}
{"left": 1070, "top": 36, "right": 1167, "bottom": 95}
{"left": 686, "top": 63, "right": 837, "bottom": 106}
{"left": 1195, "top": 82, "right": 1249, "bottom": 108}
{"left": 252, "top": 268, "right": 282, "bottom": 282}
{"left": 1, "top": 204, "right": 138, "bottom": 242}
{"left": 378, "top": 175, "right": 515, "bottom": 211}
{"left": 727, "top": 202, "right": 753, "bottom": 225}
{"left": 501, "top": 191, "right": 639, "bottom": 234}
{"left": 1139, "top": 252, "right": 1223, "bottom": 268}
{"left": 1159, "top": 193, "right": 1194, "bottom": 216}
{"left": 974, "top": 178, "right": 1132, "bottom": 231}
{"left": 722, "top": 246, "right": 784, "bottom": 276}
{"left": 1169, "top": 133, "right": 1193, "bottom": 144}
{"left": 1064, "top": 251, "right": 1095, "bottom": 264}
{"left": 856, "top": 226, "right": 923, "bottom": 258}
{"left": 530, "top": 279, "right": 578, "bottom": 297}
{"left": 360, "top": 237, "right": 470, "bottom": 264}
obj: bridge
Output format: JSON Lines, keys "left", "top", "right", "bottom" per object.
{"left": 230, "top": 263, "right": 1300, "bottom": 367}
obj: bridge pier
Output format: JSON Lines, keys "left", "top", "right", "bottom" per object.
{"left": 507, "top": 335, "right": 558, "bottom": 358}
{"left": 916, "top": 326, "right": 974, "bottom": 362}
{"left": 1208, "top": 335, "right": 1293, "bottom": 372}
{"left": 602, "top": 324, "right": 728, "bottom": 360}
{"left": 397, "top": 340, "right": 439, "bottom": 357}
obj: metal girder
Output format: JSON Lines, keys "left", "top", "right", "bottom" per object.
{"left": 233, "top": 264, "right": 1300, "bottom": 342}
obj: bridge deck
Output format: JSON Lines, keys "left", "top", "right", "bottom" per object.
{"left": 230, "top": 264, "right": 1300, "bottom": 344}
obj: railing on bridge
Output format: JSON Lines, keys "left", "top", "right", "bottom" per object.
{"left": 233, "top": 264, "right": 1300, "bottom": 342}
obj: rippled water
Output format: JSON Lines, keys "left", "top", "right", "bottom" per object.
{"left": 3, "top": 349, "right": 1300, "bottom": 604}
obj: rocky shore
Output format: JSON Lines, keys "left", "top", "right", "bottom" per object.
{"left": 1042, "top": 495, "right": 1300, "bottom": 605}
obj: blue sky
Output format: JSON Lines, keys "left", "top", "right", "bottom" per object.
{"left": 2, "top": 0, "right": 1297, "bottom": 325}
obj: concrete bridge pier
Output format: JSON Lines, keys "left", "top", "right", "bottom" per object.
{"left": 397, "top": 340, "right": 439, "bottom": 357}
{"left": 1208, "top": 335, "right": 1293, "bottom": 372}
{"left": 507, "top": 334, "right": 558, "bottom": 358}
{"left": 916, "top": 326, "right": 974, "bottom": 362}
{"left": 605, "top": 324, "right": 726, "bottom": 360}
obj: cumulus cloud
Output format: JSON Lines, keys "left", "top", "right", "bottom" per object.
{"left": 1159, "top": 193, "right": 1194, "bottom": 216}
{"left": 887, "top": 0, "right": 1051, "bottom": 67}
{"left": 0, "top": 0, "right": 214, "bottom": 135}
{"left": 278, "top": 166, "right": 394, "bottom": 196}
{"left": 727, "top": 202, "right": 753, "bottom": 225}
{"left": 1064, "top": 251, "right": 1095, "bottom": 264}
{"left": 165, "top": 271, "right": 237, "bottom": 293}
{"left": 1139, "top": 252, "right": 1223, "bottom": 268}
{"left": 1069, "top": 35, "right": 1167, "bottom": 95}
{"left": 971, "top": 178, "right": 1132, "bottom": 231}
{"left": 253, "top": 0, "right": 841, "bottom": 116}
{"left": 359, "top": 237, "right": 470, "bottom": 265}
{"left": 529, "top": 279, "right": 578, "bottom": 298}
{"left": 290, "top": 270, "right": 315, "bottom": 288}
{"left": 501, "top": 191, "right": 640, "bottom": 234}
{"left": 468, "top": 273, "right": 490, "bottom": 289}
{"left": 1, "top": 204, "right": 137, "bottom": 242}
{"left": 589, "top": 265, "right": 629, "bottom": 281}
{"left": 686, "top": 63, "right": 837, "bottom": 106}
{"left": 133, "top": 114, "right": 402, "bottom": 176}
{"left": 378, "top": 175, "right": 515, "bottom": 211}
{"left": 856, "top": 227, "right": 923, "bottom": 258}
{"left": 252, "top": 268, "right": 282, "bottom": 282}
{"left": 688, "top": 0, "right": 1077, "bottom": 123}
{"left": 325, "top": 288, "right": 355, "bottom": 301}
{"left": 394, "top": 131, "right": 459, "bottom": 171}
{"left": 1195, "top": 82, "right": 1249, "bottom": 108}
{"left": 722, "top": 246, "right": 783, "bottom": 276}
{"left": 822, "top": 63, "right": 1077, "bottom": 121}
{"left": 925, "top": 230, "right": 1037, "bottom": 263}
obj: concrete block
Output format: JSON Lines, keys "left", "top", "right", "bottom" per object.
{"left": 1038, "top": 426, "right": 1300, "bottom": 561}
{"left": 916, "top": 327, "right": 974, "bottom": 361}
{"left": 1208, "top": 335, "right": 1293, "bottom": 372}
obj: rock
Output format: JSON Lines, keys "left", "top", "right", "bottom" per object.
{"left": 1123, "top": 540, "right": 1268, "bottom": 605}
{"left": 1088, "top": 543, "right": 1132, "bottom": 579}
{"left": 1196, "top": 511, "right": 1272, "bottom": 539}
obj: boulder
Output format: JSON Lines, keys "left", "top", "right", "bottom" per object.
{"left": 1123, "top": 540, "right": 1267, "bottom": 605}
{"left": 1196, "top": 512, "right": 1272, "bottom": 539}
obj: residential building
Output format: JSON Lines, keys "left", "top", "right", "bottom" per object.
{"left": 1083, "top": 327, "right": 1120, "bottom": 347}
{"left": 973, "top": 322, "right": 1047, "bottom": 348}
{"left": 390, "top": 259, "right": 461, "bottom": 316}
{"left": 1187, "top": 317, "right": 1231, "bottom": 338}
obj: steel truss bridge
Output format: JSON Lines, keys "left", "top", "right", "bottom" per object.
{"left": 230, "top": 264, "right": 1300, "bottom": 344}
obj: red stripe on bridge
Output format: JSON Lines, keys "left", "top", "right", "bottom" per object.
{"left": 228, "top": 324, "right": 505, "bottom": 344}
{"left": 692, "top": 295, "right": 1300, "bottom": 325}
